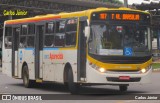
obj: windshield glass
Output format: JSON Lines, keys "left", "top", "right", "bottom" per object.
{"left": 89, "top": 23, "right": 151, "bottom": 56}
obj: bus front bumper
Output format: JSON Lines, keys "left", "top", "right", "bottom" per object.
{"left": 85, "top": 66, "right": 152, "bottom": 85}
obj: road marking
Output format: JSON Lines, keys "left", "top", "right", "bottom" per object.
{"left": 116, "top": 100, "right": 140, "bottom": 103}
{"left": 116, "top": 101, "right": 124, "bottom": 103}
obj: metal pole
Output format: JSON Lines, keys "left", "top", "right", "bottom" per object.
{"left": 158, "top": 29, "right": 160, "bottom": 50}
{"left": 124, "top": 0, "right": 128, "bottom": 7}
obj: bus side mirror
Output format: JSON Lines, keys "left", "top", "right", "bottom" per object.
{"left": 85, "top": 26, "right": 90, "bottom": 42}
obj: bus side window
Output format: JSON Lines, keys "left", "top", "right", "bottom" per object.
{"left": 55, "top": 20, "right": 66, "bottom": 47}
{"left": 44, "top": 22, "right": 55, "bottom": 47}
{"left": 27, "top": 24, "right": 35, "bottom": 47}
{"left": 22, "top": 25, "right": 27, "bottom": 35}
{"left": 19, "top": 36, "right": 27, "bottom": 48}
{"left": 19, "top": 25, "right": 28, "bottom": 48}
{"left": 27, "top": 36, "right": 34, "bottom": 47}
{"left": 65, "top": 18, "right": 77, "bottom": 46}
{"left": 5, "top": 27, "right": 12, "bottom": 49}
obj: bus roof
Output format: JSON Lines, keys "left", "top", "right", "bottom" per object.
{"left": 5, "top": 7, "right": 149, "bottom": 25}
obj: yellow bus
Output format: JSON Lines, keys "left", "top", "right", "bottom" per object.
{"left": 2, "top": 7, "right": 152, "bottom": 94}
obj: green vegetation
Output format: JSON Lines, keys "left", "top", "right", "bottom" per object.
{"left": 102, "top": 0, "right": 123, "bottom": 5}
{"left": 152, "top": 63, "right": 160, "bottom": 69}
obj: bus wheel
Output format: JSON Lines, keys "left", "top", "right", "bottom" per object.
{"left": 22, "top": 65, "right": 34, "bottom": 88}
{"left": 68, "top": 69, "right": 79, "bottom": 94}
{"left": 119, "top": 85, "right": 128, "bottom": 92}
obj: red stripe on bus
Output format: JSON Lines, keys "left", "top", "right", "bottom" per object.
{"left": 6, "top": 16, "right": 61, "bottom": 25}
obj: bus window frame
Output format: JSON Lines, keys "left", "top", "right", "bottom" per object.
{"left": 4, "top": 26, "right": 13, "bottom": 49}
{"left": 28, "top": 23, "right": 35, "bottom": 35}
{"left": 65, "top": 18, "right": 78, "bottom": 47}
{"left": 19, "top": 24, "right": 36, "bottom": 48}
{"left": 44, "top": 21, "right": 55, "bottom": 47}
{"left": 43, "top": 18, "right": 78, "bottom": 48}
{"left": 27, "top": 23, "right": 35, "bottom": 48}
{"left": 54, "top": 19, "right": 66, "bottom": 47}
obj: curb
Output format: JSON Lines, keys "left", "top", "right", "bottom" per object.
{"left": 153, "top": 62, "right": 160, "bottom": 63}
{"left": 153, "top": 68, "right": 160, "bottom": 72}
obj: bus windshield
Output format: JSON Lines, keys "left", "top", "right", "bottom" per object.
{"left": 88, "top": 23, "right": 151, "bottom": 56}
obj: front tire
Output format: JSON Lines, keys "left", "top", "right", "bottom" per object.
{"left": 68, "top": 69, "right": 79, "bottom": 94}
{"left": 22, "top": 65, "right": 35, "bottom": 88}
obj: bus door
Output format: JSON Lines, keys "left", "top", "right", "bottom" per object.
{"left": 35, "top": 25, "right": 44, "bottom": 79}
{"left": 77, "top": 17, "right": 88, "bottom": 81}
{"left": 12, "top": 27, "right": 20, "bottom": 77}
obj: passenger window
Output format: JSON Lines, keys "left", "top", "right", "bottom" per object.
{"left": 65, "top": 18, "right": 77, "bottom": 46}
{"left": 20, "top": 24, "right": 35, "bottom": 48}
{"left": 54, "top": 33, "right": 65, "bottom": 47}
{"left": 19, "top": 36, "right": 27, "bottom": 48}
{"left": 28, "top": 24, "right": 35, "bottom": 35}
{"left": 27, "top": 36, "right": 34, "bottom": 47}
{"left": 5, "top": 27, "right": 12, "bottom": 36}
{"left": 44, "top": 22, "right": 55, "bottom": 47}
{"left": 5, "top": 27, "right": 12, "bottom": 48}
{"left": 22, "top": 25, "right": 27, "bottom": 35}
{"left": 44, "top": 35, "right": 54, "bottom": 47}
{"left": 4, "top": 37, "right": 12, "bottom": 48}
{"left": 46, "top": 22, "right": 55, "bottom": 34}
{"left": 55, "top": 20, "right": 66, "bottom": 47}
{"left": 66, "top": 19, "right": 77, "bottom": 32}
{"left": 56, "top": 20, "right": 65, "bottom": 33}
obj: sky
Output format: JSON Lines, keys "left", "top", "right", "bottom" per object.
{"left": 119, "top": 0, "right": 144, "bottom": 5}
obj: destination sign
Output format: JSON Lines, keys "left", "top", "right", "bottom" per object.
{"left": 111, "top": 13, "right": 140, "bottom": 21}
{"left": 92, "top": 12, "right": 150, "bottom": 22}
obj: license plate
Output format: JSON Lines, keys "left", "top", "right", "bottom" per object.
{"left": 119, "top": 76, "right": 130, "bottom": 80}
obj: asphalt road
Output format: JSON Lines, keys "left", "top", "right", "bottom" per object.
{"left": 0, "top": 71, "right": 160, "bottom": 103}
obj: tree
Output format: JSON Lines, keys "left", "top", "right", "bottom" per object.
{"left": 102, "top": 0, "right": 123, "bottom": 5}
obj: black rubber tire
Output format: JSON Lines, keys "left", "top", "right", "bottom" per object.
{"left": 22, "top": 65, "right": 35, "bottom": 88}
{"left": 68, "top": 69, "right": 79, "bottom": 94}
{"left": 119, "top": 85, "right": 128, "bottom": 92}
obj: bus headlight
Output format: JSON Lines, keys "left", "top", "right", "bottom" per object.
{"left": 89, "top": 62, "right": 106, "bottom": 73}
{"left": 140, "top": 65, "right": 151, "bottom": 74}
{"left": 141, "top": 68, "right": 146, "bottom": 73}
{"left": 99, "top": 68, "right": 105, "bottom": 73}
